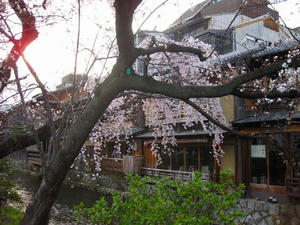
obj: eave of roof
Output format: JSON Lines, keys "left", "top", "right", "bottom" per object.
{"left": 232, "top": 111, "right": 300, "bottom": 125}
{"left": 169, "top": 0, "right": 211, "bottom": 28}
{"left": 165, "top": 16, "right": 211, "bottom": 34}
{"left": 136, "top": 129, "right": 214, "bottom": 138}
{"left": 214, "top": 37, "right": 300, "bottom": 65}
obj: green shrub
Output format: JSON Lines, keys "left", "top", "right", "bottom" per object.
{"left": 0, "top": 206, "right": 24, "bottom": 225}
{"left": 0, "top": 157, "right": 23, "bottom": 225}
{"left": 73, "top": 169, "right": 244, "bottom": 225}
{"left": 0, "top": 157, "right": 21, "bottom": 206}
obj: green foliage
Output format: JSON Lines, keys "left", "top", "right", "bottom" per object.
{"left": 0, "top": 177, "right": 21, "bottom": 204}
{"left": 73, "top": 169, "right": 245, "bottom": 225}
{"left": 0, "top": 158, "right": 23, "bottom": 224}
{"left": 10, "top": 124, "right": 27, "bottom": 135}
{"left": 0, "top": 206, "right": 24, "bottom": 225}
{"left": 0, "top": 157, "right": 21, "bottom": 206}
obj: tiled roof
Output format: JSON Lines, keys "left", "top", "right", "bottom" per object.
{"left": 169, "top": 0, "right": 211, "bottom": 28}
{"left": 136, "top": 129, "right": 213, "bottom": 138}
{"left": 215, "top": 37, "right": 300, "bottom": 65}
{"left": 232, "top": 111, "right": 300, "bottom": 125}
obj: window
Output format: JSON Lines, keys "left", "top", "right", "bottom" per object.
{"left": 172, "top": 147, "right": 185, "bottom": 171}
{"left": 250, "top": 142, "right": 267, "bottom": 184}
{"left": 186, "top": 147, "right": 198, "bottom": 172}
{"left": 106, "top": 142, "right": 131, "bottom": 159}
{"left": 160, "top": 145, "right": 213, "bottom": 173}
{"left": 250, "top": 135, "right": 286, "bottom": 186}
{"left": 198, "top": 29, "right": 234, "bottom": 55}
{"left": 291, "top": 133, "right": 300, "bottom": 177}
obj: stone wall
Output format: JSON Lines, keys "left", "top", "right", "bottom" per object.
{"left": 237, "top": 199, "right": 300, "bottom": 225}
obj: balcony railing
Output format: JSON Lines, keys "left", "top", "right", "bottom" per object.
{"left": 139, "top": 167, "right": 209, "bottom": 182}
{"left": 286, "top": 177, "right": 300, "bottom": 202}
{"left": 27, "top": 151, "right": 42, "bottom": 166}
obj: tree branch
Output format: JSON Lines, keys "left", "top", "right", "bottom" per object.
{"left": 21, "top": 55, "right": 58, "bottom": 164}
{"left": 114, "top": 0, "right": 141, "bottom": 59}
{"left": 183, "top": 99, "right": 251, "bottom": 138}
{"left": 232, "top": 89, "right": 300, "bottom": 99}
{"left": 135, "top": 0, "right": 169, "bottom": 34}
{"left": 0, "top": 125, "right": 51, "bottom": 160}
{"left": 0, "top": 0, "right": 38, "bottom": 93}
{"left": 136, "top": 43, "right": 206, "bottom": 61}
{"left": 123, "top": 58, "right": 300, "bottom": 99}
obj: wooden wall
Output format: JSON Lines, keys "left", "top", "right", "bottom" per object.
{"left": 101, "top": 158, "right": 123, "bottom": 173}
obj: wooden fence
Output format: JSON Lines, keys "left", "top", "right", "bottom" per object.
{"left": 101, "top": 158, "right": 123, "bottom": 173}
{"left": 123, "top": 156, "right": 144, "bottom": 174}
{"left": 139, "top": 167, "right": 210, "bottom": 182}
{"left": 26, "top": 145, "right": 42, "bottom": 166}
{"left": 286, "top": 177, "right": 300, "bottom": 202}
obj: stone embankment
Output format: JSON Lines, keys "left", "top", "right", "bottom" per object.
{"left": 236, "top": 199, "right": 300, "bottom": 225}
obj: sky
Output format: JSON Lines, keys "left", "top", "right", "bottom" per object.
{"left": 22, "top": 0, "right": 300, "bottom": 90}
{"left": 270, "top": 0, "right": 300, "bottom": 28}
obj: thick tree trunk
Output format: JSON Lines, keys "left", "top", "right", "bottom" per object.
{"left": 20, "top": 66, "right": 125, "bottom": 225}
{"left": 20, "top": 177, "right": 64, "bottom": 225}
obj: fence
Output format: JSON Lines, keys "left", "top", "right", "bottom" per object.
{"left": 139, "top": 167, "right": 210, "bottom": 182}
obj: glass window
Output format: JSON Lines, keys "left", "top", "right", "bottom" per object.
{"left": 159, "top": 151, "right": 171, "bottom": 170}
{"left": 269, "top": 149, "right": 286, "bottom": 185}
{"left": 269, "top": 134, "right": 286, "bottom": 186}
{"left": 250, "top": 139, "right": 267, "bottom": 184}
{"left": 250, "top": 157, "right": 267, "bottom": 184}
{"left": 250, "top": 135, "right": 287, "bottom": 186}
{"left": 291, "top": 133, "right": 300, "bottom": 177}
{"left": 200, "top": 148, "right": 213, "bottom": 174}
{"left": 186, "top": 147, "right": 198, "bottom": 172}
{"left": 107, "top": 142, "right": 130, "bottom": 159}
{"left": 172, "top": 147, "right": 184, "bottom": 171}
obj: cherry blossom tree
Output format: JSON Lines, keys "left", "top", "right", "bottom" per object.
{"left": 0, "top": 0, "right": 299, "bottom": 224}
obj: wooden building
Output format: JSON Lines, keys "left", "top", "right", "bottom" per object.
{"left": 233, "top": 112, "right": 300, "bottom": 201}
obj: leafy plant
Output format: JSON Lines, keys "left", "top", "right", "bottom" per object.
{"left": 0, "top": 157, "right": 23, "bottom": 224}
{"left": 0, "top": 206, "right": 24, "bottom": 225}
{"left": 73, "top": 169, "right": 244, "bottom": 225}
{"left": 10, "top": 124, "right": 28, "bottom": 135}
{"left": 0, "top": 157, "right": 21, "bottom": 206}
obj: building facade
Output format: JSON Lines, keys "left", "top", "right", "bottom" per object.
{"left": 127, "top": 0, "right": 300, "bottom": 201}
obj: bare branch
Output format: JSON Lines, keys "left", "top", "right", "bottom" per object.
{"left": 42, "top": 0, "right": 48, "bottom": 9}
{"left": 0, "top": 27, "right": 15, "bottom": 42}
{"left": 0, "top": 0, "right": 38, "bottom": 93}
{"left": 12, "top": 65, "right": 29, "bottom": 124}
{"left": 135, "top": 0, "right": 169, "bottom": 34}
{"left": 268, "top": 3, "right": 300, "bottom": 44}
{"left": 183, "top": 99, "right": 249, "bottom": 137}
{"left": 21, "top": 55, "right": 58, "bottom": 164}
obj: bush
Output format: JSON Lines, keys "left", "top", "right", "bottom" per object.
{"left": 0, "top": 157, "right": 21, "bottom": 206}
{"left": 0, "top": 206, "right": 24, "bottom": 225}
{"left": 0, "top": 157, "right": 23, "bottom": 225}
{"left": 73, "top": 169, "right": 244, "bottom": 225}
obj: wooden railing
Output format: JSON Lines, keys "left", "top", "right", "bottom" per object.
{"left": 139, "top": 167, "right": 209, "bottom": 182}
{"left": 27, "top": 151, "right": 42, "bottom": 166}
{"left": 286, "top": 177, "right": 300, "bottom": 202}
{"left": 101, "top": 157, "right": 123, "bottom": 173}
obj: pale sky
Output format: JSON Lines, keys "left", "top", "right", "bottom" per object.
{"left": 23, "top": 0, "right": 299, "bottom": 90}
